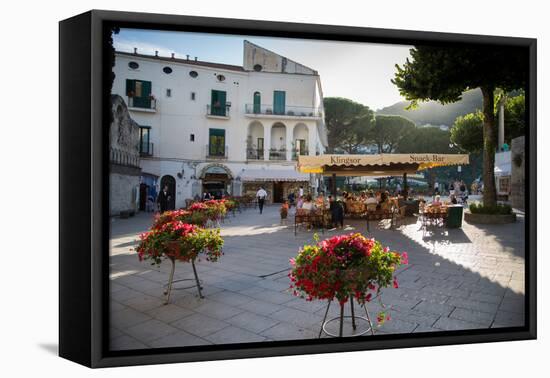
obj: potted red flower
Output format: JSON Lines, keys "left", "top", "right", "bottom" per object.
{"left": 289, "top": 233, "right": 408, "bottom": 336}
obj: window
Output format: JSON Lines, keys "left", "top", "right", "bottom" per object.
{"left": 163, "top": 66, "right": 173, "bottom": 74}
{"left": 126, "top": 79, "right": 152, "bottom": 108}
{"left": 190, "top": 134, "right": 195, "bottom": 142}
{"left": 191, "top": 92, "right": 196, "bottom": 101}
{"left": 253, "top": 91, "right": 261, "bottom": 114}
{"left": 189, "top": 70, "right": 198, "bottom": 78}
{"left": 166, "top": 89, "right": 171, "bottom": 97}
{"left": 208, "top": 129, "right": 225, "bottom": 156}
{"left": 128, "top": 61, "right": 139, "bottom": 69}
{"left": 273, "top": 90, "right": 286, "bottom": 115}
{"left": 139, "top": 126, "right": 152, "bottom": 155}
{"left": 210, "top": 90, "right": 227, "bottom": 116}
{"left": 217, "top": 74, "right": 225, "bottom": 82}
{"left": 296, "top": 139, "right": 307, "bottom": 155}
{"left": 253, "top": 64, "right": 262, "bottom": 72}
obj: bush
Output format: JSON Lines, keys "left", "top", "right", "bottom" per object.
{"left": 469, "top": 202, "right": 512, "bottom": 215}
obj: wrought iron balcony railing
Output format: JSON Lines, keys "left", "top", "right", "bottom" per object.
{"left": 246, "top": 148, "right": 265, "bottom": 160}
{"left": 206, "top": 104, "right": 231, "bottom": 118}
{"left": 245, "top": 104, "right": 321, "bottom": 117}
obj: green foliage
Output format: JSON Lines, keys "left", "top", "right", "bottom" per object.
{"left": 451, "top": 112, "right": 484, "bottom": 153}
{"left": 397, "top": 125, "right": 453, "bottom": 154}
{"left": 377, "top": 89, "right": 483, "bottom": 126}
{"left": 469, "top": 202, "right": 512, "bottom": 215}
{"left": 324, "top": 97, "right": 375, "bottom": 153}
{"left": 370, "top": 115, "right": 416, "bottom": 153}
{"left": 504, "top": 93, "right": 526, "bottom": 141}
{"left": 392, "top": 45, "right": 527, "bottom": 207}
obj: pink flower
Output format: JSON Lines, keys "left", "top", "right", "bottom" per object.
{"left": 401, "top": 252, "right": 409, "bottom": 265}
{"left": 393, "top": 277, "right": 399, "bottom": 289}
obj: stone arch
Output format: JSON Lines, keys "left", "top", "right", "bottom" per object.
{"left": 198, "top": 163, "right": 234, "bottom": 180}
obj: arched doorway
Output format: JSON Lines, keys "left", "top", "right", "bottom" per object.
{"left": 293, "top": 123, "right": 309, "bottom": 160}
{"left": 247, "top": 121, "right": 264, "bottom": 160}
{"left": 270, "top": 122, "right": 287, "bottom": 160}
{"left": 160, "top": 175, "right": 176, "bottom": 210}
{"left": 199, "top": 164, "right": 233, "bottom": 199}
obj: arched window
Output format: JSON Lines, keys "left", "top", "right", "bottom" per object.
{"left": 253, "top": 91, "right": 261, "bottom": 114}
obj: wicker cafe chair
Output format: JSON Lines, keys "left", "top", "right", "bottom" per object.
{"left": 294, "top": 208, "right": 324, "bottom": 235}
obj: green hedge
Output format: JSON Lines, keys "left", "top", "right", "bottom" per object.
{"left": 469, "top": 202, "right": 512, "bottom": 215}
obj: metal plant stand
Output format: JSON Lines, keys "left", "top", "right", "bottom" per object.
{"left": 163, "top": 257, "right": 204, "bottom": 305}
{"left": 319, "top": 297, "right": 376, "bottom": 338}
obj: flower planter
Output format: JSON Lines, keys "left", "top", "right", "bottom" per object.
{"left": 289, "top": 233, "right": 407, "bottom": 337}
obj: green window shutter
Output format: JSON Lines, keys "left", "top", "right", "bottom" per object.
{"left": 126, "top": 79, "right": 135, "bottom": 96}
{"left": 253, "top": 92, "right": 261, "bottom": 113}
{"left": 131, "top": 80, "right": 152, "bottom": 109}
{"left": 211, "top": 90, "right": 227, "bottom": 116}
{"left": 209, "top": 129, "right": 226, "bottom": 156}
{"left": 274, "top": 91, "right": 286, "bottom": 115}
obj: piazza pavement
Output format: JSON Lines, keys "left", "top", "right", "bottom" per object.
{"left": 109, "top": 203, "right": 525, "bottom": 350}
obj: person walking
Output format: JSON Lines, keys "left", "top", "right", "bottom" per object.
{"left": 298, "top": 185, "right": 304, "bottom": 199}
{"left": 157, "top": 185, "right": 171, "bottom": 213}
{"left": 256, "top": 186, "right": 268, "bottom": 214}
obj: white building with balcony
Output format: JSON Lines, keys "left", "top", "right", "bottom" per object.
{"left": 112, "top": 40, "right": 327, "bottom": 209}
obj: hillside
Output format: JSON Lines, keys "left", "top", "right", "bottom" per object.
{"left": 376, "top": 88, "right": 482, "bottom": 126}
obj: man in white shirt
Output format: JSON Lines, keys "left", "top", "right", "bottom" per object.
{"left": 256, "top": 187, "right": 268, "bottom": 214}
{"left": 298, "top": 186, "right": 304, "bottom": 198}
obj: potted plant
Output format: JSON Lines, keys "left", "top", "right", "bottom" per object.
{"left": 136, "top": 217, "right": 224, "bottom": 303}
{"left": 289, "top": 233, "right": 408, "bottom": 337}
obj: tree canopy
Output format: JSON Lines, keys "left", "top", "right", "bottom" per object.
{"left": 397, "top": 126, "right": 453, "bottom": 154}
{"left": 450, "top": 112, "right": 484, "bottom": 154}
{"left": 370, "top": 115, "right": 415, "bottom": 153}
{"left": 324, "top": 97, "right": 375, "bottom": 154}
{"left": 393, "top": 45, "right": 528, "bottom": 206}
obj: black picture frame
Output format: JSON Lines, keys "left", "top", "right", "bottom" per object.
{"left": 59, "top": 9, "right": 537, "bottom": 368}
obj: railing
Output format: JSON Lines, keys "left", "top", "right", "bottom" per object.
{"left": 246, "top": 148, "right": 264, "bottom": 160}
{"left": 110, "top": 147, "right": 140, "bottom": 167}
{"left": 140, "top": 142, "right": 154, "bottom": 157}
{"left": 292, "top": 149, "right": 309, "bottom": 160}
{"left": 245, "top": 104, "right": 321, "bottom": 117}
{"left": 128, "top": 96, "right": 157, "bottom": 110}
{"left": 206, "top": 104, "right": 231, "bottom": 117}
{"left": 269, "top": 149, "right": 287, "bottom": 161}
{"left": 206, "top": 144, "right": 228, "bottom": 159}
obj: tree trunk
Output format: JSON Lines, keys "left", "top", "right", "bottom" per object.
{"left": 481, "top": 86, "right": 497, "bottom": 207}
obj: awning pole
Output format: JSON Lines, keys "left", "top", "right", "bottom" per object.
{"left": 331, "top": 173, "right": 337, "bottom": 196}
{"left": 403, "top": 172, "right": 408, "bottom": 200}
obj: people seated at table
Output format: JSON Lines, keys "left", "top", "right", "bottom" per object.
{"left": 316, "top": 192, "right": 327, "bottom": 209}
{"left": 365, "top": 191, "right": 377, "bottom": 205}
{"left": 379, "top": 191, "right": 392, "bottom": 212}
{"left": 432, "top": 194, "right": 442, "bottom": 206}
{"left": 449, "top": 194, "right": 458, "bottom": 205}
{"left": 301, "top": 194, "right": 315, "bottom": 212}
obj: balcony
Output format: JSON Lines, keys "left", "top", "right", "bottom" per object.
{"left": 292, "top": 149, "right": 309, "bottom": 160}
{"left": 269, "top": 149, "right": 287, "bottom": 161}
{"left": 206, "top": 144, "right": 228, "bottom": 159}
{"left": 245, "top": 104, "right": 321, "bottom": 118}
{"left": 206, "top": 104, "right": 231, "bottom": 119}
{"left": 140, "top": 142, "right": 154, "bottom": 157}
{"left": 127, "top": 96, "right": 157, "bottom": 112}
{"left": 246, "top": 148, "right": 264, "bottom": 160}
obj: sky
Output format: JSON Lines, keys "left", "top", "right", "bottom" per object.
{"left": 114, "top": 28, "right": 413, "bottom": 110}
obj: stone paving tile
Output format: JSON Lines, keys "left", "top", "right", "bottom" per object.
{"left": 203, "top": 326, "right": 267, "bottom": 344}
{"left": 145, "top": 304, "right": 195, "bottom": 323}
{"left": 192, "top": 300, "right": 245, "bottom": 320}
{"left": 171, "top": 313, "right": 230, "bottom": 337}
{"left": 111, "top": 307, "right": 152, "bottom": 329}
{"left": 269, "top": 307, "right": 324, "bottom": 329}
{"left": 124, "top": 319, "right": 180, "bottom": 344}
{"left": 412, "top": 301, "right": 455, "bottom": 317}
{"left": 225, "top": 312, "right": 280, "bottom": 334}
{"left": 110, "top": 300, "right": 126, "bottom": 312}
{"left": 237, "top": 299, "right": 285, "bottom": 316}
{"left": 121, "top": 294, "right": 166, "bottom": 312}
{"left": 260, "top": 322, "right": 317, "bottom": 341}
{"left": 110, "top": 334, "right": 149, "bottom": 350}
{"left": 449, "top": 307, "right": 495, "bottom": 327}
{"left": 433, "top": 316, "right": 486, "bottom": 331}
{"left": 149, "top": 331, "right": 212, "bottom": 347}
{"left": 446, "top": 298, "right": 499, "bottom": 314}
{"left": 109, "top": 206, "right": 526, "bottom": 349}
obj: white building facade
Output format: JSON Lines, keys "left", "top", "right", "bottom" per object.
{"left": 112, "top": 41, "right": 327, "bottom": 209}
